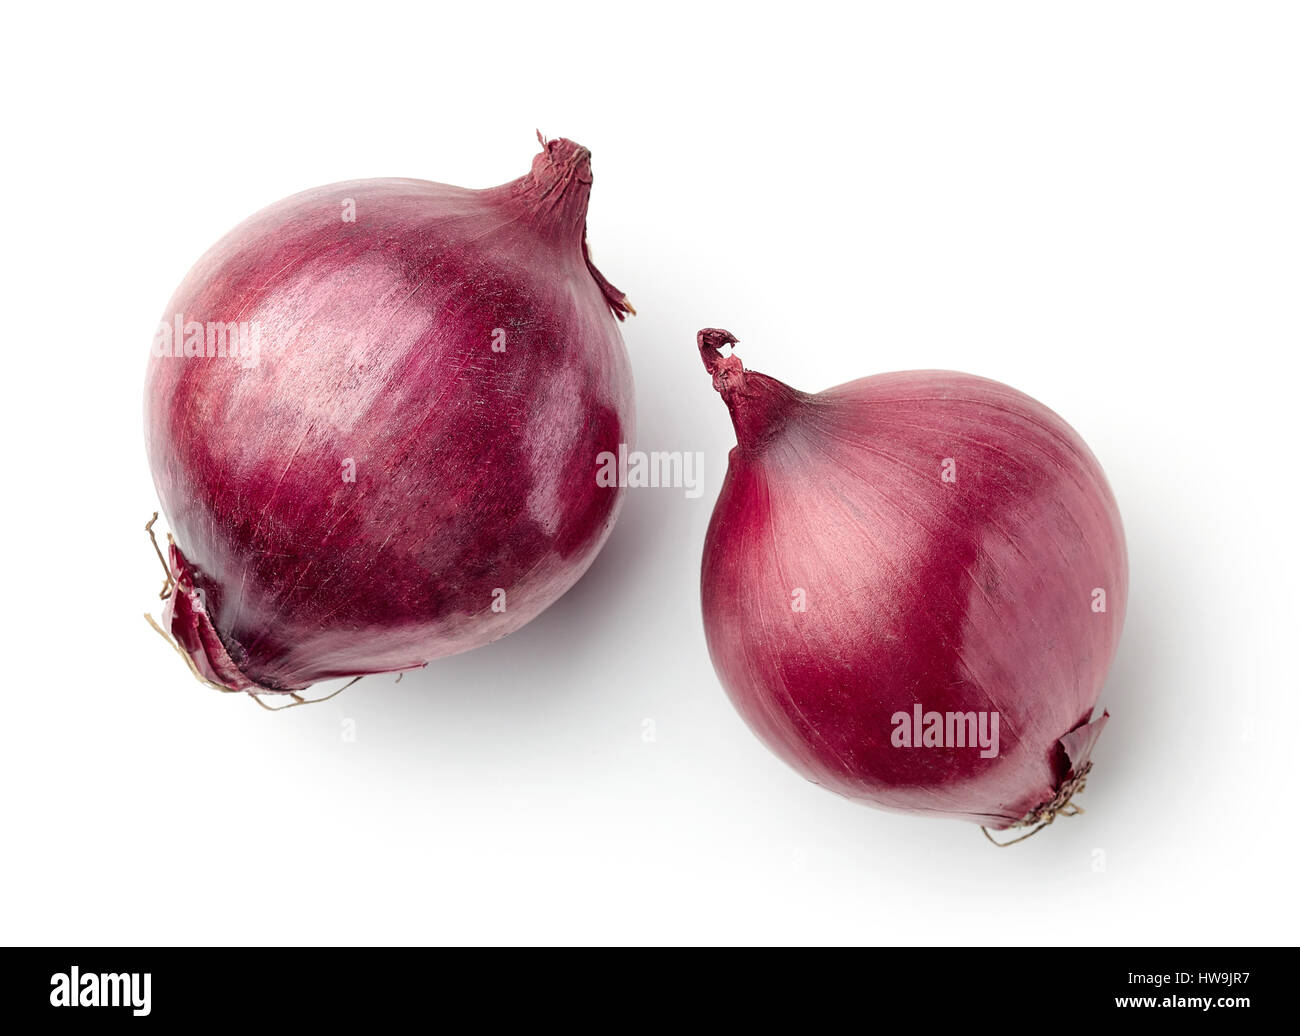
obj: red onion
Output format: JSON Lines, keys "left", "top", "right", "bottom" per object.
{"left": 144, "top": 137, "right": 633, "bottom": 695}
{"left": 697, "top": 329, "right": 1126, "bottom": 835}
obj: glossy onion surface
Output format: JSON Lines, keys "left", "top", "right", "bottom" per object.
{"left": 145, "top": 139, "right": 633, "bottom": 693}
{"left": 698, "top": 330, "right": 1125, "bottom": 828}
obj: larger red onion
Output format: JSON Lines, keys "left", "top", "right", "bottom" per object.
{"left": 698, "top": 329, "right": 1126, "bottom": 833}
{"left": 144, "top": 137, "right": 633, "bottom": 694}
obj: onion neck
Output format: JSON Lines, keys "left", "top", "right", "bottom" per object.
{"left": 698, "top": 328, "right": 806, "bottom": 451}
{"left": 482, "top": 135, "right": 634, "bottom": 320}
{"left": 483, "top": 135, "right": 593, "bottom": 250}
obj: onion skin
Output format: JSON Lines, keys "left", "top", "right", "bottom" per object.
{"left": 698, "top": 330, "right": 1126, "bottom": 829}
{"left": 145, "top": 138, "right": 633, "bottom": 693}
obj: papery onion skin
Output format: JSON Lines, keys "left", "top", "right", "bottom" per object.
{"left": 145, "top": 138, "right": 633, "bottom": 693}
{"left": 698, "top": 329, "right": 1125, "bottom": 829}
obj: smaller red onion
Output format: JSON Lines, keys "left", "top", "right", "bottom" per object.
{"left": 697, "top": 329, "right": 1126, "bottom": 835}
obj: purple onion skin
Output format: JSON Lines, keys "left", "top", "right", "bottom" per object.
{"left": 145, "top": 139, "right": 633, "bottom": 693}
{"left": 698, "top": 330, "right": 1126, "bottom": 829}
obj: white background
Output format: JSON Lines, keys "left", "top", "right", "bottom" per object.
{"left": 3, "top": 2, "right": 1297, "bottom": 945}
